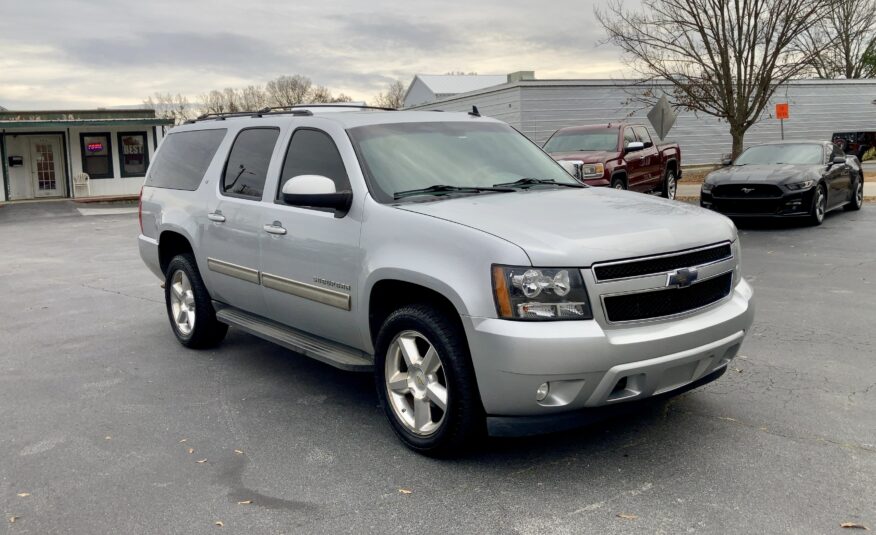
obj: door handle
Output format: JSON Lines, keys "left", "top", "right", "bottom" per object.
{"left": 263, "top": 222, "right": 287, "bottom": 235}
{"left": 207, "top": 212, "right": 226, "bottom": 223}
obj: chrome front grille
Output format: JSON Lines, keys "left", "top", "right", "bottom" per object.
{"left": 592, "top": 243, "right": 732, "bottom": 282}
{"left": 602, "top": 272, "right": 733, "bottom": 322}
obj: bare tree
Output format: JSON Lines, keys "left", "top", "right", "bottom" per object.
{"left": 266, "top": 75, "right": 313, "bottom": 106}
{"left": 372, "top": 80, "right": 406, "bottom": 109}
{"left": 802, "top": 0, "right": 876, "bottom": 78}
{"left": 331, "top": 93, "right": 353, "bottom": 103}
{"left": 310, "top": 85, "right": 334, "bottom": 103}
{"left": 597, "top": 0, "right": 832, "bottom": 157}
{"left": 237, "top": 85, "right": 270, "bottom": 110}
{"left": 143, "top": 92, "right": 195, "bottom": 124}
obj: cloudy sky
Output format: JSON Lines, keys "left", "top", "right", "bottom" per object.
{"left": 0, "top": 0, "right": 630, "bottom": 109}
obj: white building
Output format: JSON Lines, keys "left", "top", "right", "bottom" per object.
{"left": 0, "top": 109, "right": 172, "bottom": 202}
{"left": 406, "top": 75, "right": 876, "bottom": 165}
{"left": 403, "top": 74, "right": 515, "bottom": 108}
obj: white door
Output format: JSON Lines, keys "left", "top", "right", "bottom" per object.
{"left": 29, "top": 136, "right": 65, "bottom": 198}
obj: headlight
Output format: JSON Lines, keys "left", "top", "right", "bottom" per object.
{"left": 701, "top": 182, "right": 713, "bottom": 193}
{"left": 492, "top": 266, "right": 593, "bottom": 320}
{"left": 580, "top": 163, "right": 605, "bottom": 178}
{"left": 787, "top": 179, "right": 815, "bottom": 190}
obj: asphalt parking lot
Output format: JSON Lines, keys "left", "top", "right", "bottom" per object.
{"left": 1, "top": 201, "right": 874, "bottom": 534}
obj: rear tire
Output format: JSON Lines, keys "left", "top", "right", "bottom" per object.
{"left": 374, "top": 304, "right": 484, "bottom": 456}
{"left": 662, "top": 169, "right": 677, "bottom": 200}
{"left": 808, "top": 184, "right": 827, "bottom": 226}
{"left": 845, "top": 177, "right": 863, "bottom": 211}
{"left": 164, "top": 254, "right": 227, "bottom": 348}
{"left": 611, "top": 176, "right": 627, "bottom": 190}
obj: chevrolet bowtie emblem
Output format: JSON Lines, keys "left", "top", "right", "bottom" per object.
{"left": 667, "top": 268, "right": 699, "bottom": 288}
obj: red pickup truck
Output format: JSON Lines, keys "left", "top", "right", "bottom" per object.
{"left": 544, "top": 123, "right": 682, "bottom": 199}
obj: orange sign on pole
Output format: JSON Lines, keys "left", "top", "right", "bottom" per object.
{"left": 776, "top": 103, "right": 789, "bottom": 120}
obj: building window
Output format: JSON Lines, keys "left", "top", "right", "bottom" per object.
{"left": 80, "top": 133, "right": 113, "bottom": 179}
{"left": 118, "top": 132, "right": 149, "bottom": 177}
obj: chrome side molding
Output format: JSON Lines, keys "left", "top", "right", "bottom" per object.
{"left": 260, "top": 272, "right": 351, "bottom": 311}
{"left": 207, "top": 257, "right": 260, "bottom": 284}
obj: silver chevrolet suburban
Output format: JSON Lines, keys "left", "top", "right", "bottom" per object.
{"left": 138, "top": 106, "right": 754, "bottom": 455}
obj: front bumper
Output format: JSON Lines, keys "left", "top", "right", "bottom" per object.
{"left": 700, "top": 188, "right": 814, "bottom": 217}
{"left": 462, "top": 278, "right": 754, "bottom": 421}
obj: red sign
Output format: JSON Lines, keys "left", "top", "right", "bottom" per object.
{"left": 775, "top": 103, "right": 789, "bottom": 120}
{"left": 86, "top": 142, "right": 104, "bottom": 153}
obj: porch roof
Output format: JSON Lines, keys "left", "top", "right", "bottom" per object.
{"left": 0, "top": 117, "right": 174, "bottom": 129}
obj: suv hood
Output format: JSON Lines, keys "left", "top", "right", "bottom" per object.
{"left": 548, "top": 151, "right": 616, "bottom": 164}
{"left": 398, "top": 188, "right": 736, "bottom": 266}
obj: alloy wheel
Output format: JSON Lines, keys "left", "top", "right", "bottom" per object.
{"left": 385, "top": 330, "right": 448, "bottom": 436}
{"left": 170, "top": 270, "right": 196, "bottom": 336}
{"left": 815, "top": 187, "right": 826, "bottom": 223}
{"left": 857, "top": 181, "right": 864, "bottom": 205}
{"left": 667, "top": 172, "right": 677, "bottom": 199}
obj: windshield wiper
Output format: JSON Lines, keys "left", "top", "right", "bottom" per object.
{"left": 493, "top": 177, "right": 585, "bottom": 189}
{"left": 393, "top": 184, "right": 515, "bottom": 200}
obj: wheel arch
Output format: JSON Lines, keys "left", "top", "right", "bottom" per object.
{"left": 366, "top": 275, "right": 468, "bottom": 349}
{"left": 158, "top": 229, "right": 195, "bottom": 276}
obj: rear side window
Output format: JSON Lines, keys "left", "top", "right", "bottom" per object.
{"left": 145, "top": 129, "right": 226, "bottom": 190}
{"left": 278, "top": 129, "right": 351, "bottom": 199}
{"left": 222, "top": 128, "right": 280, "bottom": 199}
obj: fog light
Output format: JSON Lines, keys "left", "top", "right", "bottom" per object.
{"left": 536, "top": 382, "right": 550, "bottom": 401}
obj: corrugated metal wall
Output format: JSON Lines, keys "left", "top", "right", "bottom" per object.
{"left": 410, "top": 80, "right": 876, "bottom": 165}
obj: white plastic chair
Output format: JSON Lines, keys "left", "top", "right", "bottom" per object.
{"left": 73, "top": 172, "right": 90, "bottom": 198}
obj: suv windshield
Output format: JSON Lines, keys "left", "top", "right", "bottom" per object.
{"left": 348, "top": 121, "right": 578, "bottom": 202}
{"left": 734, "top": 144, "right": 824, "bottom": 165}
{"left": 543, "top": 131, "right": 618, "bottom": 152}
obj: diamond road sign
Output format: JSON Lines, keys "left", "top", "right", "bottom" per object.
{"left": 647, "top": 95, "right": 677, "bottom": 140}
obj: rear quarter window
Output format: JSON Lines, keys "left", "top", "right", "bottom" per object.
{"left": 145, "top": 129, "right": 227, "bottom": 190}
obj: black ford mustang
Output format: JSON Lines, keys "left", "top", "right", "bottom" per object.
{"left": 700, "top": 141, "right": 864, "bottom": 225}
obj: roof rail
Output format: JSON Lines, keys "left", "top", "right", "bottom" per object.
{"left": 190, "top": 108, "right": 313, "bottom": 123}
{"left": 264, "top": 104, "right": 397, "bottom": 112}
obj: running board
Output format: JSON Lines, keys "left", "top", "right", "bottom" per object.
{"left": 214, "top": 304, "right": 373, "bottom": 372}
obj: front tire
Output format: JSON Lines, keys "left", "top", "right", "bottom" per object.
{"left": 611, "top": 176, "right": 627, "bottom": 190}
{"left": 808, "top": 184, "right": 827, "bottom": 226}
{"left": 845, "top": 177, "right": 863, "bottom": 211}
{"left": 374, "top": 304, "right": 484, "bottom": 456}
{"left": 164, "top": 254, "right": 227, "bottom": 348}
{"left": 662, "top": 169, "right": 677, "bottom": 200}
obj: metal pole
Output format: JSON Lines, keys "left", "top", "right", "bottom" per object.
{"left": 781, "top": 119, "right": 784, "bottom": 140}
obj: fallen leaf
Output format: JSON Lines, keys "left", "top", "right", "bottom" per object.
{"left": 214, "top": 521, "right": 224, "bottom": 527}
{"left": 105, "top": 436, "right": 112, "bottom": 440}
{"left": 196, "top": 459, "right": 207, "bottom": 464}
{"left": 718, "top": 417, "right": 737, "bottom": 422}
{"left": 187, "top": 448, "right": 195, "bottom": 454}
{"left": 8, "top": 516, "right": 19, "bottom": 523}
{"left": 398, "top": 488, "right": 413, "bottom": 495}
{"left": 616, "top": 513, "right": 638, "bottom": 520}
{"left": 233, "top": 449, "right": 244, "bottom": 455}
{"left": 17, "top": 492, "right": 30, "bottom": 497}
{"left": 179, "top": 439, "right": 187, "bottom": 443}
{"left": 841, "top": 522, "right": 869, "bottom": 530}
{"left": 733, "top": 368, "right": 744, "bottom": 373}
{"left": 237, "top": 500, "right": 253, "bottom": 505}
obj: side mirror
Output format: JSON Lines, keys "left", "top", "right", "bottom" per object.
{"left": 643, "top": 141, "right": 654, "bottom": 149}
{"left": 281, "top": 175, "right": 352, "bottom": 217}
{"left": 721, "top": 158, "right": 733, "bottom": 166}
{"left": 625, "top": 141, "right": 645, "bottom": 153}
{"left": 831, "top": 156, "right": 846, "bottom": 165}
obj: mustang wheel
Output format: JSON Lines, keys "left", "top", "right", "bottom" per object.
{"left": 845, "top": 178, "right": 863, "bottom": 211}
{"left": 165, "top": 254, "right": 227, "bottom": 348}
{"left": 374, "top": 304, "right": 484, "bottom": 456}
{"left": 808, "top": 184, "right": 827, "bottom": 226}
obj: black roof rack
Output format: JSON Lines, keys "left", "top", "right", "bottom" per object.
{"left": 185, "top": 103, "right": 396, "bottom": 124}
{"left": 264, "top": 104, "right": 397, "bottom": 112}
